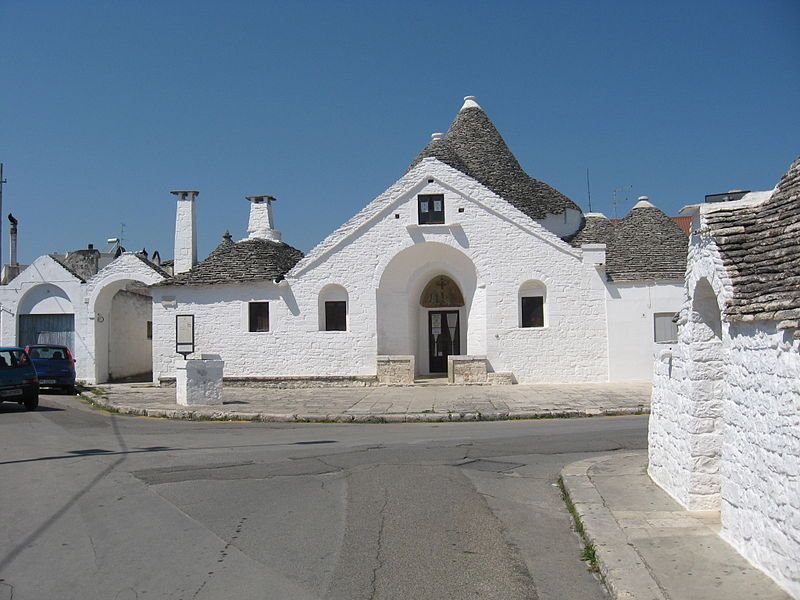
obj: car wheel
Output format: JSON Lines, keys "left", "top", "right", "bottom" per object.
{"left": 64, "top": 385, "right": 76, "bottom": 395}
{"left": 24, "top": 393, "right": 39, "bottom": 411}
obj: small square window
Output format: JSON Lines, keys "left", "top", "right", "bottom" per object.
{"left": 146, "top": 321, "right": 153, "bottom": 339}
{"left": 521, "top": 296, "right": 544, "bottom": 328}
{"left": 325, "top": 301, "right": 347, "bottom": 331}
{"left": 654, "top": 313, "right": 678, "bottom": 343}
{"left": 418, "top": 194, "right": 445, "bottom": 225}
{"left": 248, "top": 302, "right": 269, "bottom": 332}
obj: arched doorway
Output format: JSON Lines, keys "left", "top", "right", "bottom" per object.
{"left": 90, "top": 279, "right": 154, "bottom": 384}
{"left": 420, "top": 275, "right": 464, "bottom": 373}
{"left": 17, "top": 284, "right": 76, "bottom": 349}
{"left": 376, "top": 242, "right": 483, "bottom": 376}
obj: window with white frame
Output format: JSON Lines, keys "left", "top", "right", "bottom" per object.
{"left": 318, "top": 284, "right": 348, "bottom": 331}
{"left": 654, "top": 312, "right": 678, "bottom": 343}
{"left": 519, "top": 280, "right": 547, "bottom": 328}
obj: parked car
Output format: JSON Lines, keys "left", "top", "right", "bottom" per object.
{"left": 0, "top": 347, "right": 39, "bottom": 410}
{"left": 24, "top": 345, "right": 76, "bottom": 394}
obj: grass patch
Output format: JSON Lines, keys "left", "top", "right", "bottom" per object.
{"left": 558, "top": 476, "right": 600, "bottom": 573}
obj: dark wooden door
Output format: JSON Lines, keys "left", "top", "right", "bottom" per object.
{"left": 428, "top": 310, "right": 460, "bottom": 373}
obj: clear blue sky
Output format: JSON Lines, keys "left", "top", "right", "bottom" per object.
{"left": 2, "top": 1, "right": 798, "bottom": 264}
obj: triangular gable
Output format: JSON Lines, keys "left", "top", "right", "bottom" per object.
{"left": 9, "top": 254, "right": 86, "bottom": 287}
{"left": 289, "top": 157, "right": 580, "bottom": 278}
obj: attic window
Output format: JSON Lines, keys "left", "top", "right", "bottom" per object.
{"left": 248, "top": 302, "right": 269, "bottom": 332}
{"left": 418, "top": 194, "right": 444, "bottom": 225}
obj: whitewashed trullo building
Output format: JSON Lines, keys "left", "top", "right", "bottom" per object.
{"left": 149, "top": 96, "right": 687, "bottom": 385}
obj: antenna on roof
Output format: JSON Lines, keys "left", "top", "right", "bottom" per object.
{"left": 586, "top": 168, "right": 592, "bottom": 212}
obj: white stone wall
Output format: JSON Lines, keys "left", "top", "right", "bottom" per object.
{"left": 108, "top": 290, "right": 152, "bottom": 380}
{"left": 84, "top": 254, "right": 164, "bottom": 383}
{"left": 720, "top": 321, "right": 800, "bottom": 598}
{"left": 0, "top": 255, "right": 85, "bottom": 361}
{"left": 648, "top": 206, "right": 800, "bottom": 597}
{"left": 153, "top": 159, "right": 611, "bottom": 383}
{"left": 606, "top": 281, "right": 685, "bottom": 381}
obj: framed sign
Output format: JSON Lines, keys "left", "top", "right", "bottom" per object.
{"left": 176, "top": 314, "right": 195, "bottom": 357}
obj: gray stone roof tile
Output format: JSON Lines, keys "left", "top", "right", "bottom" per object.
{"left": 570, "top": 206, "right": 688, "bottom": 282}
{"left": 157, "top": 238, "right": 303, "bottom": 287}
{"left": 706, "top": 155, "right": 800, "bottom": 323}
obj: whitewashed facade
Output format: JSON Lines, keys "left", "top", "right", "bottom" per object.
{"left": 151, "top": 97, "right": 687, "bottom": 385}
{"left": 649, "top": 157, "right": 800, "bottom": 598}
{"left": 0, "top": 252, "right": 165, "bottom": 384}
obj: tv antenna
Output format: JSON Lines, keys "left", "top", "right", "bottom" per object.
{"left": 586, "top": 168, "right": 592, "bottom": 212}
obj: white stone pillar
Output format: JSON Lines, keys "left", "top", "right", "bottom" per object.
{"left": 170, "top": 190, "right": 199, "bottom": 275}
{"left": 175, "top": 356, "right": 224, "bottom": 406}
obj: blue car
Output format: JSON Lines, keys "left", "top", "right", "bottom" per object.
{"left": 0, "top": 347, "right": 39, "bottom": 410}
{"left": 25, "top": 345, "right": 76, "bottom": 394}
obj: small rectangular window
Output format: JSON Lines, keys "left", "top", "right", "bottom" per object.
{"left": 418, "top": 194, "right": 445, "bottom": 225}
{"left": 325, "top": 301, "right": 347, "bottom": 331}
{"left": 146, "top": 321, "right": 153, "bottom": 339}
{"left": 654, "top": 313, "right": 678, "bottom": 343}
{"left": 521, "top": 296, "right": 544, "bottom": 328}
{"left": 248, "top": 302, "right": 269, "bottom": 332}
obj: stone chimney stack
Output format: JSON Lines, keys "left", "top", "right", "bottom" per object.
{"left": 245, "top": 195, "right": 281, "bottom": 242}
{"left": 8, "top": 213, "right": 17, "bottom": 267}
{"left": 170, "top": 190, "right": 199, "bottom": 274}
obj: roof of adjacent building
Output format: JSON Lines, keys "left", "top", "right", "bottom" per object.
{"left": 570, "top": 199, "right": 688, "bottom": 282}
{"left": 705, "top": 155, "right": 800, "bottom": 326}
{"left": 407, "top": 97, "right": 580, "bottom": 220}
{"left": 157, "top": 236, "right": 304, "bottom": 286}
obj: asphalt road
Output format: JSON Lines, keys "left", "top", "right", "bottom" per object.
{"left": 0, "top": 393, "right": 648, "bottom": 600}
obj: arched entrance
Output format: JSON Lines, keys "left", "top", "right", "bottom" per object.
{"left": 90, "top": 279, "right": 155, "bottom": 383}
{"left": 376, "top": 242, "right": 484, "bottom": 376}
{"left": 17, "top": 283, "right": 76, "bottom": 349}
{"left": 420, "top": 275, "right": 464, "bottom": 373}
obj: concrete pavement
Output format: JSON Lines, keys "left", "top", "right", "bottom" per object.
{"left": 84, "top": 380, "right": 651, "bottom": 422}
{"left": 1, "top": 392, "right": 652, "bottom": 600}
{"left": 560, "top": 452, "right": 792, "bottom": 600}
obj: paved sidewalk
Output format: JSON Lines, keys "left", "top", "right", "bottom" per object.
{"left": 82, "top": 381, "right": 651, "bottom": 422}
{"left": 560, "top": 452, "right": 791, "bottom": 600}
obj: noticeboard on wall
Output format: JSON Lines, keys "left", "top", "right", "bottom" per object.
{"left": 176, "top": 314, "right": 195, "bottom": 357}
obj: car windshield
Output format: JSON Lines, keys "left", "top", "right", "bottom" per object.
{"left": 28, "top": 347, "right": 68, "bottom": 360}
{"left": 0, "top": 349, "right": 29, "bottom": 369}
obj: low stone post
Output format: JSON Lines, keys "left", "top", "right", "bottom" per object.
{"left": 175, "top": 355, "right": 224, "bottom": 406}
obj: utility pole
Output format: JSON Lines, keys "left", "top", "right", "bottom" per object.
{"left": 0, "top": 163, "right": 6, "bottom": 268}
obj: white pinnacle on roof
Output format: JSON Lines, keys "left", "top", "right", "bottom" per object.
{"left": 633, "top": 196, "right": 656, "bottom": 209}
{"left": 460, "top": 95, "right": 482, "bottom": 111}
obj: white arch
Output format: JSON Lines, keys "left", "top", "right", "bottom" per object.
{"left": 376, "top": 242, "right": 482, "bottom": 375}
{"left": 84, "top": 254, "right": 164, "bottom": 384}
{"left": 17, "top": 283, "right": 75, "bottom": 316}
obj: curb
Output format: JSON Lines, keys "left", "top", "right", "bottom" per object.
{"left": 560, "top": 453, "right": 667, "bottom": 600}
{"left": 82, "top": 394, "right": 649, "bottom": 423}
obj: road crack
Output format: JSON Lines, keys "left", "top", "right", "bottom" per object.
{"left": 369, "top": 487, "right": 389, "bottom": 600}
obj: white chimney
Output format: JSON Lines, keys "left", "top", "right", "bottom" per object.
{"left": 170, "top": 190, "right": 199, "bottom": 274}
{"left": 245, "top": 195, "right": 281, "bottom": 242}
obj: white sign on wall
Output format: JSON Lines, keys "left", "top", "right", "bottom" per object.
{"left": 176, "top": 314, "right": 195, "bottom": 357}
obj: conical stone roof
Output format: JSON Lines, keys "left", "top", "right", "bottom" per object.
{"left": 570, "top": 203, "right": 688, "bottom": 282}
{"left": 408, "top": 98, "right": 580, "bottom": 219}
